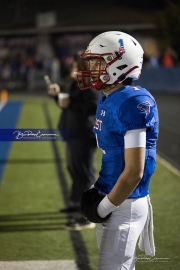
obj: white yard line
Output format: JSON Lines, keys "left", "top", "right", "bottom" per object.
{"left": 0, "top": 260, "right": 78, "bottom": 270}
{"left": 157, "top": 154, "right": 180, "bottom": 177}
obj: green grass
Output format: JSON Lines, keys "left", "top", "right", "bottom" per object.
{"left": 0, "top": 95, "right": 180, "bottom": 269}
{"left": 0, "top": 96, "right": 76, "bottom": 261}
{"left": 136, "top": 161, "right": 180, "bottom": 270}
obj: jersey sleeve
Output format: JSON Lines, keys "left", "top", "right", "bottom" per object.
{"left": 118, "top": 95, "right": 157, "bottom": 135}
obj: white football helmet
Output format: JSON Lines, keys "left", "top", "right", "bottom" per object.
{"left": 76, "top": 31, "right": 144, "bottom": 90}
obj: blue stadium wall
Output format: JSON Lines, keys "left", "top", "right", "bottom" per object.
{"left": 136, "top": 68, "right": 180, "bottom": 92}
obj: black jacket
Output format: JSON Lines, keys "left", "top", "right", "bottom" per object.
{"left": 56, "top": 79, "right": 101, "bottom": 141}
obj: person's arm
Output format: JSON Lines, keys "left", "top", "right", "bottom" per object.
{"left": 108, "top": 146, "right": 145, "bottom": 206}
{"left": 97, "top": 128, "right": 146, "bottom": 218}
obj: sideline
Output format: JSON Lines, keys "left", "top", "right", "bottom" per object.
{"left": 157, "top": 154, "right": 180, "bottom": 177}
{"left": 43, "top": 102, "right": 92, "bottom": 270}
{"left": 0, "top": 260, "right": 78, "bottom": 270}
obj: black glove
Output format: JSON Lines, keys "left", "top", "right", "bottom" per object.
{"left": 81, "top": 188, "right": 112, "bottom": 223}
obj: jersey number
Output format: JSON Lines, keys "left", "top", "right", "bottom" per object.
{"left": 94, "top": 118, "right": 102, "bottom": 131}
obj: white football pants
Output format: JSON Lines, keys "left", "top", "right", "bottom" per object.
{"left": 96, "top": 196, "right": 148, "bottom": 270}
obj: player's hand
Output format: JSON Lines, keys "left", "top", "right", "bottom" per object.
{"left": 47, "top": 83, "right": 60, "bottom": 96}
{"left": 81, "top": 188, "right": 112, "bottom": 223}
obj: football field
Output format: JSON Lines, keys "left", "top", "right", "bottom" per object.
{"left": 0, "top": 94, "right": 180, "bottom": 270}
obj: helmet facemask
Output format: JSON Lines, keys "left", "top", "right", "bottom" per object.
{"left": 75, "top": 52, "right": 112, "bottom": 91}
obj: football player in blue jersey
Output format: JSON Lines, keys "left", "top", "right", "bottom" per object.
{"left": 75, "top": 31, "right": 159, "bottom": 270}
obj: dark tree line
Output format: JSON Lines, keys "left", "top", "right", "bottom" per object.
{"left": 154, "top": 0, "right": 180, "bottom": 62}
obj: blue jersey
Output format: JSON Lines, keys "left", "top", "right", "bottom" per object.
{"left": 93, "top": 85, "right": 159, "bottom": 198}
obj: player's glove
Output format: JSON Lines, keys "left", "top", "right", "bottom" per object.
{"left": 81, "top": 188, "right": 112, "bottom": 223}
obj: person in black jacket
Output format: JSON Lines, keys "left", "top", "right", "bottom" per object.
{"left": 47, "top": 57, "right": 101, "bottom": 230}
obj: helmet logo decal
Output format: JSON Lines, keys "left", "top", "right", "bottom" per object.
{"left": 114, "top": 39, "right": 125, "bottom": 59}
{"left": 137, "top": 101, "right": 151, "bottom": 116}
{"left": 118, "top": 39, "right": 125, "bottom": 56}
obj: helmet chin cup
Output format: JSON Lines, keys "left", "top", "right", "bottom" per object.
{"left": 76, "top": 31, "right": 144, "bottom": 90}
{"left": 92, "top": 81, "right": 104, "bottom": 90}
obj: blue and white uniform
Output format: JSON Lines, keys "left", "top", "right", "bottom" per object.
{"left": 94, "top": 85, "right": 159, "bottom": 197}
{"left": 94, "top": 85, "right": 159, "bottom": 270}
